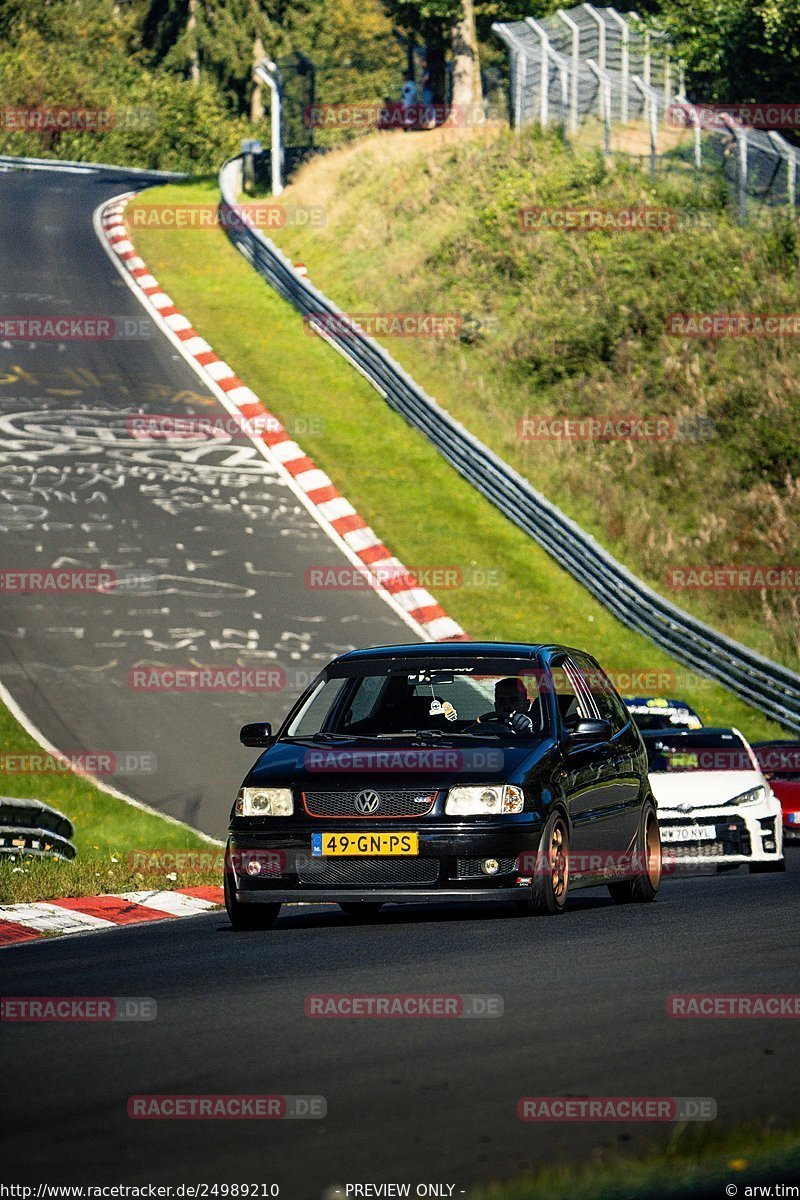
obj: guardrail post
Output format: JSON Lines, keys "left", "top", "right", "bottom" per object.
{"left": 633, "top": 75, "right": 657, "bottom": 175}
{"left": 557, "top": 8, "right": 581, "bottom": 133}
{"left": 525, "top": 18, "right": 551, "bottom": 128}
{"left": 586, "top": 59, "right": 611, "bottom": 154}
{"left": 607, "top": 8, "right": 630, "bottom": 122}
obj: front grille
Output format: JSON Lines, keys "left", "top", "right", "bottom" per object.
{"left": 661, "top": 816, "right": 751, "bottom": 859}
{"left": 456, "top": 857, "right": 517, "bottom": 880}
{"left": 296, "top": 856, "right": 439, "bottom": 886}
{"left": 302, "top": 789, "right": 437, "bottom": 818}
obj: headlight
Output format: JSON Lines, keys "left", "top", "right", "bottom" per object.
{"left": 727, "top": 785, "right": 766, "bottom": 808}
{"left": 445, "top": 784, "right": 524, "bottom": 816}
{"left": 235, "top": 787, "right": 293, "bottom": 816}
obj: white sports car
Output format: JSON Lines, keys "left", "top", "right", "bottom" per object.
{"left": 641, "top": 727, "right": 784, "bottom": 873}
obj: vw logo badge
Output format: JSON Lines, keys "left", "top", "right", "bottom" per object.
{"left": 355, "top": 790, "right": 381, "bottom": 815}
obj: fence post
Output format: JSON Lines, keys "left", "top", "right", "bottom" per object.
{"left": 643, "top": 28, "right": 651, "bottom": 88}
{"left": 607, "top": 8, "right": 630, "bottom": 122}
{"left": 582, "top": 4, "right": 606, "bottom": 117}
{"left": 768, "top": 131, "right": 797, "bottom": 217}
{"left": 492, "top": 25, "right": 529, "bottom": 130}
{"left": 633, "top": 76, "right": 657, "bottom": 175}
{"left": 557, "top": 8, "right": 581, "bottom": 134}
{"left": 677, "top": 63, "right": 686, "bottom": 100}
{"left": 663, "top": 53, "right": 672, "bottom": 109}
{"left": 720, "top": 114, "right": 748, "bottom": 224}
{"left": 526, "top": 18, "right": 551, "bottom": 128}
{"left": 253, "top": 59, "right": 283, "bottom": 194}
{"left": 586, "top": 59, "right": 611, "bottom": 154}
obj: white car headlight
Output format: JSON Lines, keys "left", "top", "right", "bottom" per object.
{"left": 235, "top": 787, "right": 293, "bottom": 816}
{"left": 728, "top": 785, "right": 766, "bottom": 808}
{"left": 445, "top": 784, "right": 524, "bottom": 816}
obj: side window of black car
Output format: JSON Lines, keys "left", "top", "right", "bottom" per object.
{"left": 572, "top": 656, "right": 629, "bottom": 734}
{"left": 550, "top": 661, "right": 594, "bottom": 728}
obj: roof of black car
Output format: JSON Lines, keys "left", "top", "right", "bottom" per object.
{"left": 334, "top": 642, "right": 553, "bottom": 663}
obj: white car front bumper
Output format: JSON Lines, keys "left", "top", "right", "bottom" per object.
{"left": 658, "top": 794, "right": 784, "bottom": 867}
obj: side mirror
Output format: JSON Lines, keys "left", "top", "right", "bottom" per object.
{"left": 568, "top": 717, "right": 613, "bottom": 743}
{"left": 240, "top": 722, "right": 272, "bottom": 748}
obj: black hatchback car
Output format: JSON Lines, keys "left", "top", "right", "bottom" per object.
{"left": 225, "top": 642, "right": 662, "bottom": 928}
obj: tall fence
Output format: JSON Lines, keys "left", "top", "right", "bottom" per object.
{"left": 493, "top": 6, "right": 800, "bottom": 223}
{"left": 219, "top": 156, "right": 800, "bottom": 731}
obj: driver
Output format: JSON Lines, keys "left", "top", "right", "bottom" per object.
{"left": 479, "top": 677, "right": 536, "bottom": 734}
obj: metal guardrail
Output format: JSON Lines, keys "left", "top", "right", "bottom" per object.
{"left": 218, "top": 157, "right": 800, "bottom": 732}
{"left": 0, "top": 796, "right": 77, "bottom": 860}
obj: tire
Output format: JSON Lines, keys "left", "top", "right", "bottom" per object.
{"left": 518, "top": 811, "right": 570, "bottom": 915}
{"left": 338, "top": 902, "right": 384, "bottom": 919}
{"left": 224, "top": 868, "right": 281, "bottom": 930}
{"left": 749, "top": 858, "right": 786, "bottom": 874}
{"left": 608, "top": 800, "right": 662, "bottom": 904}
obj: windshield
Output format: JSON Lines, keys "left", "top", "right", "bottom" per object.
{"left": 284, "top": 658, "right": 549, "bottom": 741}
{"left": 643, "top": 731, "right": 756, "bottom": 773}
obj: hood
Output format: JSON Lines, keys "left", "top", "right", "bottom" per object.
{"left": 649, "top": 770, "right": 767, "bottom": 811}
{"left": 243, "top": 737, "right": 551, "bottom": 791}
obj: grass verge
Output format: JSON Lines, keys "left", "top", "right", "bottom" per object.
{"left": 0, "top": 699, "right": 220, "bottom": 905}
{"left": 469, "top": 1121, "right": 800, "bottom": 1200}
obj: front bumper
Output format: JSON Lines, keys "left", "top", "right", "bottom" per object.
{"left": 226, "top": 816, "right": 541, "bottom": 902}
{"left": 782, "top": 812, "right": 800, "bottom": 842}
{"left": 658, "top": 799, "right": 783, "bottom": 866}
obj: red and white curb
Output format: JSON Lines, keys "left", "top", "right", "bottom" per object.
{"left": 97, "top": 194, "right": 467, "bottom": 643}
{"left": 0, "top": 886, "right": 224, "bottom": 947}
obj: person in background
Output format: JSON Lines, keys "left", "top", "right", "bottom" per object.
{"left": 401, "top": 76, "right": 418, "bottom": 106}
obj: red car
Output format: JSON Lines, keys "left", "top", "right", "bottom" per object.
{"left": 753, "top": 742, "right": 800, "bottom": 842}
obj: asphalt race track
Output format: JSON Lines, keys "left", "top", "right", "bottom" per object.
{"left": 3, "top": 859, "right": 799, "bottom": 1194}
{"left": 0, "top": 165, "right": 417, "bottom": 837}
